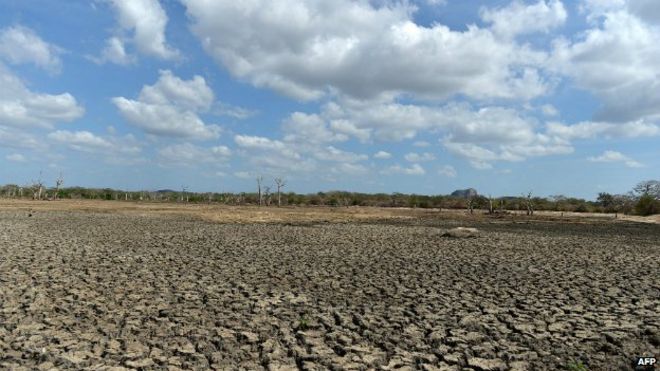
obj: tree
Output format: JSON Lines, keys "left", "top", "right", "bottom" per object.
{"left": 263, "top": 186, "right": 272, "bottom": 206}
{"left": 256, "top": 176, "right": 264, "bottom": 206}
{"left": 633, "top": 180, "right": 660, "bottom": 200}
{"left": 597, "top": 192, "right": 615, "bottom": 212}
{"left": 635, "top": 194, "right": 660, "bottom": 216}
{"left": 31, "top": 171, "right": 44, "bottom": 200}
{"left": 274, "top": 177, "right": 286, "bottom": 207}
{"left": 523, "top": 191, "right": 534, "bottom": 216}
{"left": 53, "top": 173, "right": 64, "bottom": 200}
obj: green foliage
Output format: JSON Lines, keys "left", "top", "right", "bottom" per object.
{"left": 298, "top": 316, "right": 309, "bottom": 331}
{"left": 565, "top": 360, "right": 588, "bottom": 371}
{"left": 635, "top": 194, "right": 660, "bottom": 216}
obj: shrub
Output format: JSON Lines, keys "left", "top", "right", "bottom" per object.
{"left": 635, "top": 194, "right": 660, "bottom": 216}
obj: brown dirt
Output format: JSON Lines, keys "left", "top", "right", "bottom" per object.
{"left": 0, "top": 201, "right": 658, "bottom": 370}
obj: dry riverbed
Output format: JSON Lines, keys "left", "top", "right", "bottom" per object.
{"left": 0, "top": 203, "right": 658, "bottom": 370}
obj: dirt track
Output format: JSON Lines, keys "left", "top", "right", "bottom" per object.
{"left": 1, "top": 206, "right": 658, "bottom": 370}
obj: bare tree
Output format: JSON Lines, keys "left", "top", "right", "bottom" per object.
{"left": 53, "top": 173, "right": 64, "bottom": 200}
{"left": 264, "top": 186, "right": 272, "bottom": 206}
{"left": 256, "top": 176, "right": 264, "bottom": 206}
{"left": 181, "top": 186, "right": 188, "bottom": 202}
{"left": 523, "top": 191, "right": 534, "bottom": 216}
{"left": 487, "top": 194, "right": 494, "bottom": 214}
{"left": 466, "top": 196, "right": 475, "bottom": 215}
{"left": 31, "top": 171, "right": 44, "bottom": 200}
{"left": 633, "top": 180, "right": 660, "bottom": 200}
{"left": 274, "top": 177, "right": 286, "bottom": 207}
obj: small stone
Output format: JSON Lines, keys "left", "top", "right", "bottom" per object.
{"left": 467, "top": 357, "right": 507, "bottom": 371}
{"left": 125, "top": 358, "right": 155, "bottom": 368}
{"left": 442, "top": 227, "right": 479, "bottom": 238}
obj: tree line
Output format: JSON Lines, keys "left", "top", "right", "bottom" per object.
{"left": 1, "top": 176, "right": 658, "bottom": 216}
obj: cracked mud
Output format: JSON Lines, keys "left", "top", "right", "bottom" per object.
{"left": 1, "top": 209, "right": 658, "bottom": 370}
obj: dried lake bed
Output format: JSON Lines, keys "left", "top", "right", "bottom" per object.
{"left": 0, "top": 202, "right": 658, "bottom": 370}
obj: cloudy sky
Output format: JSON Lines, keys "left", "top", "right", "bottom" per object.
{"left": 1, "top": 0, "right": 658, "bottom": 198}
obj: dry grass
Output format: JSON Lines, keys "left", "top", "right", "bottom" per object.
{"left": 1, "top": 199, "right": 658, "bottom": 224}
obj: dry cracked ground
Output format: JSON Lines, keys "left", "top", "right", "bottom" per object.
{"left": 0, "top": 207, "right": 658, "bottom": 370}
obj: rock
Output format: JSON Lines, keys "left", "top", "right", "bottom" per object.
{"left": 466, "top": 357, "right": 507, "bottom": 371}
{"left": 176, "top": 342, "right": 196, "bottom": 355}
{"left": 442, "top": 227, "right": 479, "bottom": 238}
{"left": 125, "top": 358, "right": 155, "bottom": 368}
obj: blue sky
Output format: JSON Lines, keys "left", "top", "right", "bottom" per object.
{"left": 0, "top": 0, "right": 658, "bottom": 199}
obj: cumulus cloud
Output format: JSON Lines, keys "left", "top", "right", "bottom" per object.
{"left": 6, "top": 153, "right": 26, "bottom": 162}
{"left": 546, "top": 120, "right": 660, "bottom": 140}
{"left": 438, "top": 165, "right": 457, "bottom": 178}
{"left": 373, "top": 151, "right": 392, "bottom": 159}
{"left": 182, "top": 0, "right": 549, "bottom": 102}
{"left": 98, "top": 0, "right": 179, "bottom": 64}
{"left": 94, "top": 37, "right": 135, "bottom": 65}
{"left": 587, "top": 150, "right": 643, "bottom": 167}
{"left": 404, "top": 152, "right": 436, "bottom": 162}
{"left": 113, "top": 70, "right": 220, "bottom": 140}
{"left": 234, "top": 134, "right": 315, "bottom": 173}
{"left": 48, "top": 130, "right": 141, "bottom": 155}
{"left": 158, "top": 142, "right": 231, "bottom": 165}
{"left": 551, "top": 7, "right": 660, "bottom": 123}
{"left": 282, "top": 112, "right": 348, "bottom": 144}
{"left": 480, "top": 0, "right": 567, "bottom": 38}
{"left": 0, "top": 63, "right": 84, "bottom": 128}
{"left": 0, "top": 127, "right": 46, "bottom": 151}
{"left": 381, "top": 163, "right": 426, "bottom": 175}
{"left": 0, "top": 25, "right": 62, "bottom": 72}
{"left": 315, "top": 146, "right": 368, "bottom": 163}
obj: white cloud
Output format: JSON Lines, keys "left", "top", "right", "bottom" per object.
{"left": 381, "top": 163, "right": 426, "bottom": 175}
{"left": 0, "top": 63, "right": 84, "bottom": 128}
{"left": 480, "top": 0, "right": 567, "bottom": 38}
{"left": 373, "top": 150, "right": 392, "bottom": 159}
{"left": 587, "top": 150, "right": 643, "bottom": 168}
{"left": 413, "top": 140, "right": 430, "bottom": 147}
{"left": 234, "top": 134, "right": 315, "bottom": 173}
{"left": 104, "top": 0, "right": 180, "bottom": 62}
{"left": 315, "top": 146, "right": 368, "bottom": 163}
{"left": 540, "top": 104, "right": 559, "bottom": 117}
{"left": 158, "top": 142, "right": 231, "bottom": 165}
{"left": 0, "top": 127, "right": 46, "bottom": 151}
{"left": 234, "top": 171, "right": 252, "bottom": 179}
{"left": 94, "top": 37, "right": 136, "bottom": 65}
{"left": 331, "top": 163, "right": 369, "bottom": 176}
{"left": 214, "top": 102, "right": 257, "bottom": 120}
{"left": 404, "top": 152, "right": 436, "bottom": 162}
{"left": 547, "top": 120, "right": 660, "bottom": 140}
{"left": 438, "top": 165, "right": 457, "bottom": 178}
{"left": 6, "top": 153, "right": 26, "bottom": 162}
{"left": 183, "top": 0, "right": 549, "bottom": 102}
{"left": 551, "top": 8, "right": 660, "bottom": 123}
{"left": 113, "top": 70, "right": 220, "bottom": 140}
{"left": 48, "top": 130, "right": 141, "bottom": 155}
{"left": 0, "top": 25, "right": 62, "bottom": 72}
{"left": 282, "top": 112, "right": 348, "bottom": 144}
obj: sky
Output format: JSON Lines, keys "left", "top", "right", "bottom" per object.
{"left": 0, "top": 0, "right": 658, "bottom": 199}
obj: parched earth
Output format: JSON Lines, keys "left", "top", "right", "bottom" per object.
{"left": 0, "top": 209, "right": 658, "bottom": 370}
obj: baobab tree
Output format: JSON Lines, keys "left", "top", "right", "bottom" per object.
{"left": 523, "top": 191, "right": 534, "bottom": 216}
{"left": 256, "top": 176, "right": 264, "bottom": 206}
{"left": 274, "top": 177, "right": 286, "bottom": 207}
{"left": 263, "top": 186, "right": 272, "bottom": 206}
{"left": 53, "top": 173, "right": 64, "bottom": 200}
{"left": 31, "top": 171, "right": 44, "bottom": 200}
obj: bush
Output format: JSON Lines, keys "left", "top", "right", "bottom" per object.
{"left": 635, "top": 194, "right": 660, "bottom": 216}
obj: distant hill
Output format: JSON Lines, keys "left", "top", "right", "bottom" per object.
{"left": 156, "top": 189, "right": 177, "bottom": 193}
{"left": 450, "top": 188, "right": 478, "bottom": 198}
